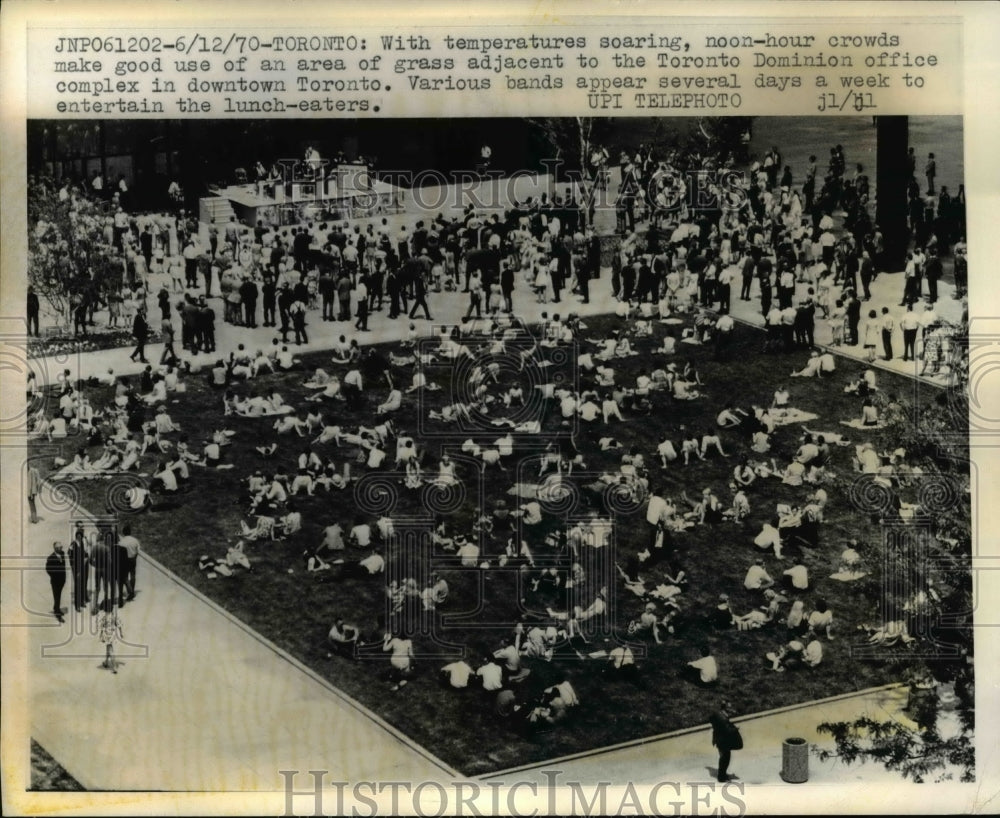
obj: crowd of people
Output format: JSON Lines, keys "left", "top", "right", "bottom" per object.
{"left": 27, "top": 126, "right": 967, "bottom": 752}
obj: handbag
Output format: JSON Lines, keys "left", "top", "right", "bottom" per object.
{"left": 725, "top": 720, "right": 744, "bottom": 750}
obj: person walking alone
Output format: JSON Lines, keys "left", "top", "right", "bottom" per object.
{"left": 27, "top": 464, "right": 42, "bottom": 524}
{"left": 409, "top": 272, "right": 432, "bottom": 320}
{"left": 709, "top": 706, "right": 743, "bottom": 783}
{"left": 129, "top": 309, "right": 149, "bottom": 363}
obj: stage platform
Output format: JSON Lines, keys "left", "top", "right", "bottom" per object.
{"left": 203, "top": 165, "right": 406, "bottom": 228}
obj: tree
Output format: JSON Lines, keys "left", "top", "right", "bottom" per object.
{"left": 526, "top": 117, "right": 614, "bottom": 229}
{"left": 815, "top": 694, "right": 974, "bottom": 782}
{"left": 814, "top": 310, "right": 974, "bottom": 784}
{"left": 28, "top": 182, "right": 124, "bottom": 327}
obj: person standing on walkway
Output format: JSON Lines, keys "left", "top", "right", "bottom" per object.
{"left": 45, "top": 542, "right": 67, "bottom": 623}
{"left": 354, "top": 275, "right": 370, "bottom": 332}
{"left": 924, "top": 246, "right": 942, "bottom": 304}
{"left": 925, "top": 152, "right": 936, "bottom": 196}
{"left": 90, "top": 535, "right": 116, "bottom": 615}
{"left": 319, "top": 268, "right": 336, "bottom": 321}
{"left": 98, "top": 607, "right": 124, "bottom": 674}
{"left": 278, "top": 283, "right": 294, "bottom": 341}
{"left": 198, "top": 297, "right": 216, "bottom": 353}
{"left": 118, "top": 524, "right": 141, "bottom": 603}
{"left": 858, "top": 250, "right": 874, "bottom": 300}
{"left": 129, "top": 309, "right": 149, "bottom": 363}
{"left": 409, "top": 272, "right": 432, "bottom": 320}
{"left": 901, "top": 303, "right": 920, "bottom": 362}
{"left": 709, "top": 706, "right": 742, "bottom": 783}
{"left": 880, "top": 307, "right": 895, "bottom": 362}
{"left": 261, "top": 274, "right": 277, "bottom": 328}
{"left": 899, "top": 252, "right": 917, "bottom": 306}
{"left": 68, "top": 525, "right": 90, "bottom": 612}
{"left": 240, "top": 276, "right": 258, "bottom": 329}
{"left": 844, "top": 290, "right": 861, "bottom": 346}
{"left": 27, "top": 463, "right": 42, "bottom": 524}
{"left": 27, "top": 285, "right": 40, "bottom": 337}
{"left": 336, "top": 272, "right": 353, "bottom": 322}
{"left": 160, "top": 315, "right": 178, "bottom": 366}
{"left": 291, "top": 298, "right": 310, "bottom": 344}
{"left": 183, "top": 238, "right": 198, "bottom": 288}
{"left": 863, "top": 309, "right": 880, "bottom": 363}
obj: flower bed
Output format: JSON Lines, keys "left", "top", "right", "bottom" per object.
{"left": 27, "top": 328, "right": 161, "bottom": 359}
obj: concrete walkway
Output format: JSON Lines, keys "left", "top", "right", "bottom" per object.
{"left": 28, "top": 252, "right": 960, "bottom": 392}
{"left": 8, "top": 484, "right": 456, "bottom": 792}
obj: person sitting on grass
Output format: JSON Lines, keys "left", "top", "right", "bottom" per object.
{"left": 722, "top": 485, "right": 751, "bottom": 521}
{"left": 786, "top": 599, "right": 808, "bottom": 637}
{"left": 276, "top": 345, "right": 302, "bottom": 371}
{"left": 807, "top": 598, "right": 835, "bottom": 639}
{"left": 859, "top": 619, "right": 916, "bottom": 646}
{"left": 152, "top": 460, "right": 179, "bottom": 493}
{"left": 732, "top": 601, "right": 775, "bottom": 631}
{"left": 672, "top": 371, "right": 702, "bottom": 401}
{"left": 327, "top": 618, "right": 360, "bottom": 658}
{"left": 700, "top": 430, "right": 729, "bottom": 459}
{"left": 766, "top": 639, "right": 805, "bottom": 672}
{"left": 383, "top": 631, "right": 415, "bottom": 691}
{"left": 307, "top": 374, "right": 344, "bottom": 403}
{"left": 680, "top": 432, "right": 704, "bottom": 465}
{"left": 605, "top": 643, "right": 639, "bottom": 682}
{"left": 683, "top": 487, "right": 723, "bottom": 525}
{"left": 752, "top": 515, "right": 783, "bottom": 558}
{"left": 782, "top": 562, "right": 810, "bottom": 592}
{"left": 629, "top": 602, "right": 666, "bottom": 644}
{"left": 683, "top": 643, "right": 719, "bottom": 686}
{"left": 440, "top": 658, "right": 475, "bottom": 689}
{"left": 529, "top": 681, "right": 580, "bottom": 727}
{"left": 376, "top": 387, "right": 403, "bottom": 415}
{"left": 273, "top": 412, "right": 307, "bottom": 436}
{"left": 743, "top": 558, "right": 774, "bottom": 591}
{"left": 716, "top": 404, "right": 748, "bottom": 428}
{"left": 802, "top": 635, "right": 824, "bottom": 667}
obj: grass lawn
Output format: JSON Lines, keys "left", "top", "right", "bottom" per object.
{"left": 32, "top": 311, "right": 967, "bottom": 775}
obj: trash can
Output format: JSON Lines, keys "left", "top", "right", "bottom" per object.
{"left": 781, "top": 737, "right": 809, "bottom": 783}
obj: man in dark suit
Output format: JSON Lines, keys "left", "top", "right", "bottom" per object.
{"left": 68, "top": 524, "right": 90, "bottom": 612}
{"left": 129, "top": 309, "right": 149, "bottom": 363}
{"left": 45, "top": 542, "right": 67, "bottom": 623}
{"left": 239, "top": 276, "right": 258, "bottom": 328}
{"left": 90, "top": 536, "right": 117, "bottom": 614}
{"left": 408, "top": 271, "right": 432, "bottom": 320}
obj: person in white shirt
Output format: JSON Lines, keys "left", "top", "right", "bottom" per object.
{"left": 602, "top": 394, "right": 624, "bottom": 424}
{"left": 783, "top": 563, "right": 810, "bottom": 591}
{"left": 382, "top": 632, "right": 413, "bottom": 690}
{"left": 349, "top": 518, "right": 372, "bottom": 548}
{"left": 327, "top": 618, "right": 359, "bottom": 657}
{"left": 153, "top": 461, "right": 178, "bottom": 492}
{"left": 440, "top": 660, "right": 474, "bottom": 689}
{"left": 743, "top": 559, "right": 774, "bottom": 590}
{"left": 657, "top": 436, "right": 678, "bottom": 466}
{"left": 802, "top": 638, "right": 823, "bottom": 667}
{"left": 476, "top": 657, "right": 504, "bottom": 692}
{"left": 754, "top": 517, "right": 783, "bottom": 558}
{"left": 377, "top": 388, "right": 402, "bottom": 415}
{"left": 646, "top": 490, "right": 669, "bottom": 548}
{"left": 807, "top": 599, "right": 834, "bottom": 639}
{"left": 685, "top": 644, "right": 719, "bottom": 686}
{"left": 358, "top": 550, "right": 384, "bottom": 575}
